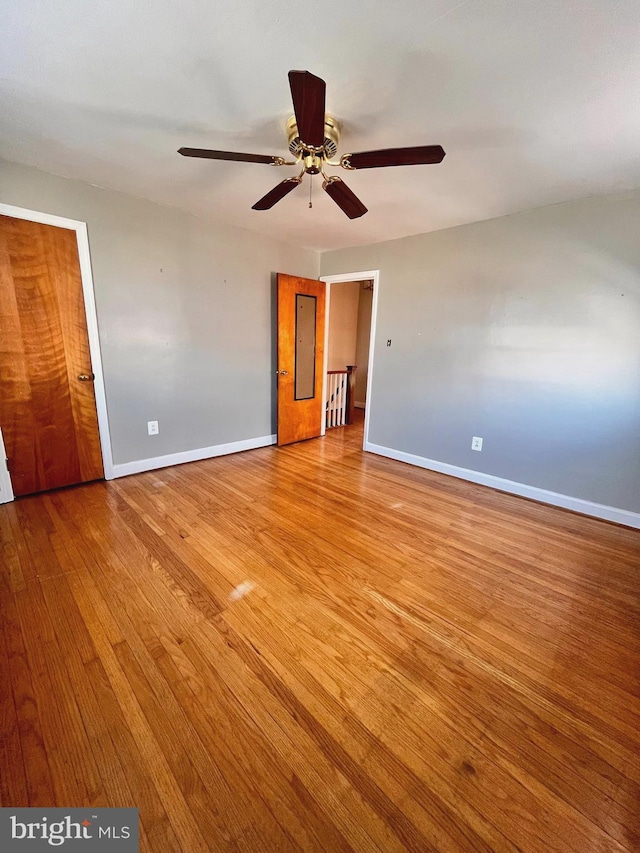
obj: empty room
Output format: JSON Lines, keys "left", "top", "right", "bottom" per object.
{"left": 0, "top": 1, "right": 639, "bottom": 851}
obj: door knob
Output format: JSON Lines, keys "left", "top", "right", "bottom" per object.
{"left": 275, "top": 369, "right": 289, "bottom": 376}
{"left": 78, "top": 373, "right": 94, "bottom": 381}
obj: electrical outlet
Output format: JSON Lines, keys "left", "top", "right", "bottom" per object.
{"left": 148, "top": 421, "right": 159, "bottom": 436}
{"left": 471, "top": 436, "right": 483, "bottom": 452}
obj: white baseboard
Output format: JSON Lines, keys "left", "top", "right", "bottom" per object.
{"left": 111, "top": 434, "right": 277, "bottom": 479}
{"left": 364, "top": 442, "right": 640, "bottom": 530}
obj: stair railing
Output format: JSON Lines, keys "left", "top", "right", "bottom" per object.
{"left": 325, "top": 365, "right": 357, "bottom": 428}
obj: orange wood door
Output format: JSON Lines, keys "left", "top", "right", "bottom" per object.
{"left": 0, "top": 214, "right": 104, "bottom": 496}
{"left": 277, "top": 273, "right": 326, "bottom": 446}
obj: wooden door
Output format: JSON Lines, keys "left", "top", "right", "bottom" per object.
{"left": 0, "top": 214, "right": 104, "bottom": 496}
{"left": 277, "top": 273, "right": 326, "bottom": 446}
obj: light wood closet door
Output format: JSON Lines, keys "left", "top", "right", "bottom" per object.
{"left": 0, "top": 214, "right": 103, "bottom": 496}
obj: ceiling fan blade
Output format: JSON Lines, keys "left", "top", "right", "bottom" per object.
{"left": 178, "top": 147, "right": 280, "bottom": 164}
{"left": 288, "top": 70, "right": 326, "bottom": 148}
{"left": 252, "top": 178, "right": 301, "bottom": 210}
{"left": 322, "top": 177, "right": 368, "bottom": 219}
{"left": 342, "top": 145, "right": 446, "bottom": 170}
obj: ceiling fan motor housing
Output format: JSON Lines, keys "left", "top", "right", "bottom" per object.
{"left": 286, "top": 114, "right": 340, "bottom": 162}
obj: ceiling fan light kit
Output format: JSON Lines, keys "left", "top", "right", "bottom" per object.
{"left": 178, "top": 70, "right": 446, "bottom": 219}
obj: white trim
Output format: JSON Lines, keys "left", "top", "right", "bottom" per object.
{"left": 320, "top": 280, "right": 331, "bottom": 437}
{"left": 112, "top": 434, "right": 277, "bottom": 478}
{"left": 0, "top": 202, "right": 115, "bottom": 481}
{"left": 365, "top": 442, "right": 640, "bottom": 529}
{"left": 320, "top": 270, "right": 380, "bottom": 449}
{"left": 0, "top": 428, "right": 14, "bottom": 504}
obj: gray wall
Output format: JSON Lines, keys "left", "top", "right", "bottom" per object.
{"left": 0, "top": 160, "right": 318, "bottom": 466}
{"left": 321, "top": 191, "right": 640, "bottom": 513}
{"left": 4, "top": 158, "right": 638, "bottom": 513}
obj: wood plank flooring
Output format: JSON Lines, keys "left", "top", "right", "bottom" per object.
{"left": 1, "top": 415, "right": 639, "bottom": 851}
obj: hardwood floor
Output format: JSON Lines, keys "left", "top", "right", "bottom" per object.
{"left": 1, "top": 416, "right": 639, "bottom": 851}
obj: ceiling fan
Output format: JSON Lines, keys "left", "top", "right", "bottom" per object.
{"left": 178, "top": 70, "right": 446, "bottom": 220}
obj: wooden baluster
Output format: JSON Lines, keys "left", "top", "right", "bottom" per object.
{"left": 325, "top": 378, "right": 329, "bottom": 429}
{"left": 332, "top": 374, "right": 336, "bottom": 427}
{"left": 343, "top": 374, "right": 348, "bottom": 425}
{"left": 331, "top": 374, "right": 336, "bottom": 427}
{"left": 331, "top": 376, "right": 336, "bottom": 426}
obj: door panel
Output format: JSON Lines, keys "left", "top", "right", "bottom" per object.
{"left": 0, "top": 214, "right": 104, "bottom": 496}
{"left": 277, "top": 273, "right": 326, "bottom": 446}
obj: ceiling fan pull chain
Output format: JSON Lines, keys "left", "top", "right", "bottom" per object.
{"left": 309, "top": 176, "right": 313, "bottom": 209}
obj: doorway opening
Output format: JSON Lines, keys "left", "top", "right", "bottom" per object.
{"left": 320, "top": 270, "right": 380, "bottom": 449}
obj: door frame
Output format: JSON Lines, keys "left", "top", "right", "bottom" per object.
{"left": 319, "top": 269, "right": 380, "bottom": 448}
{"left": 0, "top": 202, "right": 115, "bottom": 494}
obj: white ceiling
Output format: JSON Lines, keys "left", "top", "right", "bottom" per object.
{"left": 1, "top": 0, "right": 639, "bottom": 251}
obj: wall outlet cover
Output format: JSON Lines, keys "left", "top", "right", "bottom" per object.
{"left": 148, "top": 421, "right": 159, "bottom": 436}
{"left": 471, "top": 436, "right": 483, "bottom": 451}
